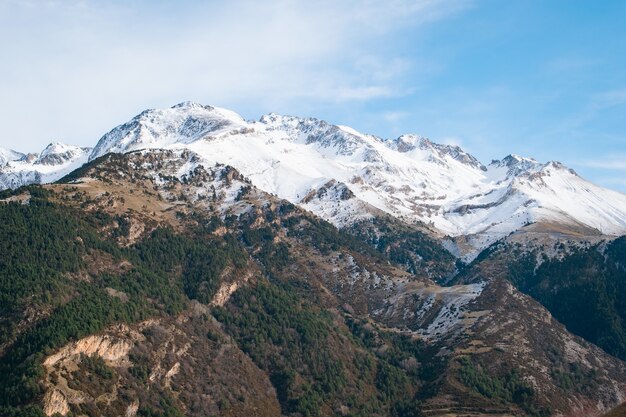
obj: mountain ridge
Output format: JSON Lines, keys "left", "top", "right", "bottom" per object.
{"left": 2, "top": 101, "right": 625, "bottom": 261}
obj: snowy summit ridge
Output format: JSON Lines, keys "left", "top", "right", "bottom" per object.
{"left": 3, "top": 102, "right": 626, "bottom": 259}
{"left": 0, "top": 142, "right": 91, "bottom": 190}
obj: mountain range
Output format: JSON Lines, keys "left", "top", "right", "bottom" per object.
{"left": 1, "top": 102, "right": 626, "bottom": 417}
{"left": 2, "top": 102, "right": 625, "bottom": 261}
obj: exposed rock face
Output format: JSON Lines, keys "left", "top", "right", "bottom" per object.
{"left": 42, "top": 389, "right": 70, "bottom": 416}
{"left": 41, "top": 316, "right": 281, "bottom": 417}
{"left": 43, "top": 327, "right": 135, "bottom": 368}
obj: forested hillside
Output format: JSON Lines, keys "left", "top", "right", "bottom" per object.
{"left": 459, "top": 237, "right": 626, "bottom": 361}
{"left": 1, "top": 151, "right": 625, "bottom": 417}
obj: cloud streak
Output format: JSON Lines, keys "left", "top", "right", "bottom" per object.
{"left": 581, "top": 156, "right": 626, "bottom": 171}
{"left": 0, "top": 0, "right": 470, "bottom": 151}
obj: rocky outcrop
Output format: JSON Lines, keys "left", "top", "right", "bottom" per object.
{"left": 41, "top": 314, "right": 281, "bottom": 417}
{"left": 43, "top": 327, "right": 135, "bottom": 368}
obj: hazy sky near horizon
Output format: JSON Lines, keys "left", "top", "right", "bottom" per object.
{"left": 1, "top": 0, "right": 625, "bottom": 191}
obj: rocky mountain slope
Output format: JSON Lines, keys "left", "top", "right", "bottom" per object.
{"left": 2, "top": 102, "right": 626, "bottom": 261}
{"left": 455, "top": 229, "right": 626, "bottom": 362}
{"left": 1, "top": 149, "right": 625, "bottom": 417}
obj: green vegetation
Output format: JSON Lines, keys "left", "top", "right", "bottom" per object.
{"left": 551, "top": 362, "right": 598, "bottom": 394}
{"left": 1, "top": 176, "right": 614, "bottom": 417}
{"left": 137, "top": 396, "right": 184, "bottom": 417}
{"left": 283, "top": 213, "right": 382, "bottom": 259}
{"left": 132, "top": 226, "right": 247, "bottom": 305}
{"left": 504, "top": 238, "right": 626, "bottom": 360}
{"left": 346, "top": 316, "right": 445, "bottom": 402}
{"left": 81, "top": 353, "right": 114, "bottom": 379}
{"left": 458, "top": 356, "right": 549, "bottom": 417}
{"left": 0, "top": 198, "right": 113, "bottom": 317}
{"left": 0, "top": 191, "right": 247, "bottom": 415}
{"left": 67, "top": 354, "right": 117, "bottom": 398}
{"left": 214, "top": 282, "right": 432, "bottom": 417}
{"left": 348, "top": 217, "right": 456, "bottom": 280}
{"left": 213, "top": 283, "right": 348, "bottom": 416}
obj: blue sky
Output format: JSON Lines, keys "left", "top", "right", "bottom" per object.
{"left": 1, "top": 0, "right": 625, "bottom": 191}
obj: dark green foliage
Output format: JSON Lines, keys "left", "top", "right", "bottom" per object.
{"left": 0, "top": 405, "right": 46, "bottom": 417}
{"left": 256, "top": 241, "right": 291, "bottom": 272}
{"left": 551, "top": 362, "right": 598, "bottom": 394}
{"left": 129, "top": 363, "right": 150, "bottom": 383}
{"left": 458, "top": 357, "right": 549, "bottom": 417}
{"left": 68, "top": 354, "right": 117, "bottom": 398}
{"left": 346, "top": 316, "right": 445, "bottom": 401}
{"left": 348, "top": 217, "right": 455, "bottom": 279}
{"left": 215, "top": 285, "right": 432, "bottom": 417}
{"left": 132, "top": 227, "right": 247, "bottom": 305}
{"left": 0, "top": 184, "right": 53, "bottom": 201}
{"left": 56, "top": 153, "right": 126, "bottom": 184}
{"left": 214, "top": 282, "right": 347, "bottom": 416}
{"left": 284, "top": 215, "right": 381, "bottom": 259}
{"left": 0, "top": 285, "right": 149, "bottom": 406}
{"left": 504, "top": 237, "right": 626, "bottom": 360}
{"left": 137, "top": 396, "right": 184, "bottom": 417}
{"left": 81, "top": 353, "right": 114, "bottom": 379}
{"left": 2, "top": 177, "right": 615, "bottom": 417}
{"left": 0, "top": 201, "right": 100, "bottom": 313}
{"left": 0, "top": 192, "right": 248, "bottom": 414}
{"left": 242, "top": 225, "right": 275, "bottom": 246}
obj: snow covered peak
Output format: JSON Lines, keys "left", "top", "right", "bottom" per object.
{"left": 0, "top": 142, "right": 91, "bottom": 190}
{"left": 0, "top": 147, "right": 25, "bottom": 166}
{"left": 35, "top": 142, "right": 91, "bottom": 166}
{"left": 89, "top": 103, "right": 248, "bottom": 161}
{"left": 392, "top": 134, "right": 430, "bottom": 152}
{"left": 82, "top": 104, "right": 626, "bottom": 253}
{"left": 500, "top": 154, "right": 538, "bottom": 166}
{"left": 489, "top": 154, "right": 542, "bottom": 177}
{"left": 389, "top": 134, "right": 485, "bottom": 170}
{"left": 170, "top": 101, "right": 211, "bottom": 110}
{"left": 258, "top": 112, "right": 305, "bottom": 127}
{"left": 257, "top": 112, "right": 380, "bottom": 157}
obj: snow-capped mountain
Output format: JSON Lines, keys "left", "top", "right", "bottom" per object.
{"left": 3, "top": 102, "right": 626, "bottom": 259}
{"left": 89, "top": 102, "right": 247, "bottom": 160}
{"left": 0, "top": 147, "right": 26, "bottom": 166}
{"left": 0, "top": 143, "right": 91, "bottom": 190}
{"left": 85, "top": 102, "right": 626, "bottom": 256}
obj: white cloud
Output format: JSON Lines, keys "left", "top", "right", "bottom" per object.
{"left": 440, "top": 136, "right": 463, "bottom": 147}
{"left": 581, "top": 156, "right": 626, "bottom": 171}
{"left": 592, "top": 89, "right": 626, "bottom": 110}
{"left": 382, "top": 111, "right": 409, "bottom": 123}
{"left": 0, "top": 0, "right": 470, "bottom": 151}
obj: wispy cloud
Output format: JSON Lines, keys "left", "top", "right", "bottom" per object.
{"left": 580, "top": 156, "right": 626, "bottom": 171}
{"left": 0, "top": 0, "right": 471, "bottom": 151}
{"left": 440, "top": 136, "right": 464, "bottom": 148}
{"left": 383, "top": 111, "right": 409, "bottom": 123}
{"left": 592, "top": 89, "right": 626, "bottom": 110}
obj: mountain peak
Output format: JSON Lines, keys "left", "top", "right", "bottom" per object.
{"left": 0, "top": 147, "right": 25, "bottom": 166}
{"left": 393, "top": 134, "right": 431, "bottom": 152}
{"left": 490, "top": 154, "right": 542, "bottom": 177}
{"left": 89, "top": 103, "right": 247, "bottom": 161}
{"left": 35, "top": 142, "right": 90, "bottom": 166}
{"left": 171, "top": 101, "right": 213, "bottom": 110}
{"left": 500, "top": 153, "right": 538, "bottom": 165}
{"left": 392, "top": 134, "right": 485, "bottom": 170}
